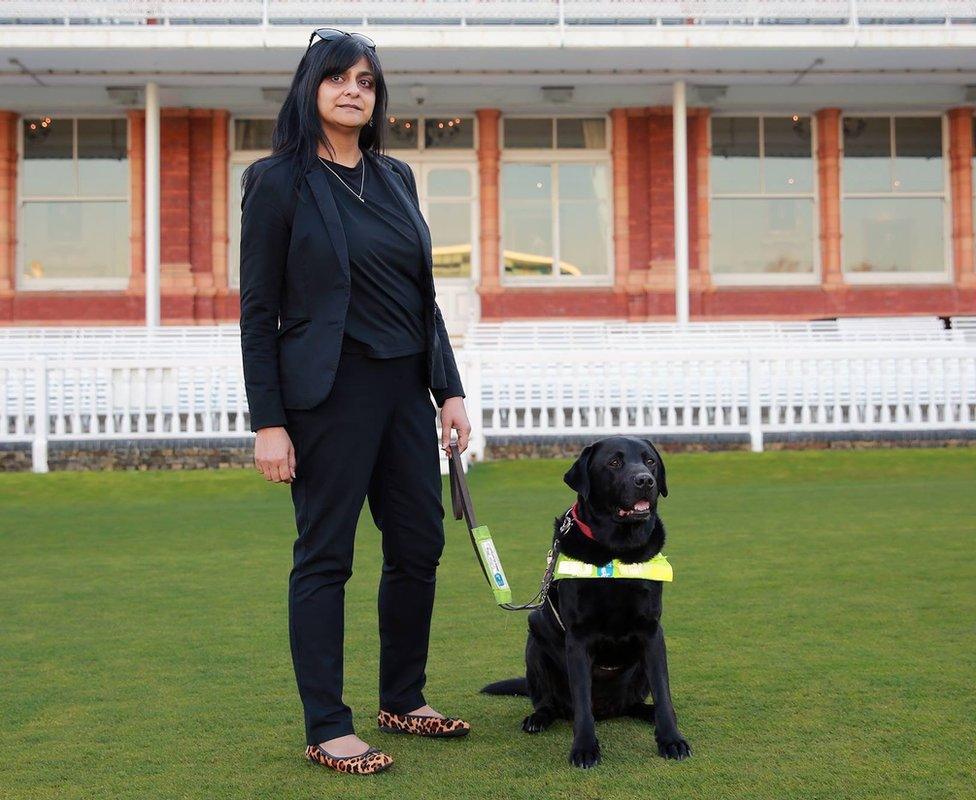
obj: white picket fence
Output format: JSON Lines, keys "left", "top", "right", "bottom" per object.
{"left": 3, "top": 340, "right": 975, "bottom": 472}
{"left": 0, "top": 358, "right": 242, "bottom": 472}
{"left": 466, "top": 346, "right": 976, "bottom": 448}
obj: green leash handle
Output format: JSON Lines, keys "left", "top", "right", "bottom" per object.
{"left": 447, "top": 442, "right": 513, "bottom": 605}
{"left": 447, "top": 442, "right": 562, "bottom": 611}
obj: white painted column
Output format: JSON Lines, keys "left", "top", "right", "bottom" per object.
{"left": 672, "top": 79, "right": 689, "bottom": 327}
{"left": 32, "top": 357, "right": 49, "bottom": 473}
{"left": 145, "top": 80, "right": 160, "bottom": 328}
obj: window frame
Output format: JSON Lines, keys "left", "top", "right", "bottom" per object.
{"left": 390, "top": 158, "right": 481, "bottom": 284}
{"left": 388, "top": 113, "right": 478, "bottom": 153}
{"left": 498, "top": 113, "right": 615, "bottom": 287}
{"left": 707, "top": 111, "right": 821, "bottom": 287}
{"left": 839, "top": 111, "right": 952, "bottom": 285}
{"left": 16, "top": 113, "right": 131, "bottom": 292}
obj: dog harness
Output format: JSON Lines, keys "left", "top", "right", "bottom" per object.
{"left": 551, "top": 551, "right": 673, "bottom": 582}
{"left": 546, "top": 505, "right": 674, "bottom": 631}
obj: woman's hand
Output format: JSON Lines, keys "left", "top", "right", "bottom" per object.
{"left": 440, "top": 397, "right": 472, "bottom": 457}
{"left": 254, "top": 426, "right": 297, "bottom": 483}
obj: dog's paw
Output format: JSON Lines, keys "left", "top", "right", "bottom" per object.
{"left": 656, "top": 732, "right": 691, "bottom": 761}
{"left": 569, "top": 737, "right": 601, "bottom": 769}
{"left": 521, "top": 711, "right": 553, "bottom": 734}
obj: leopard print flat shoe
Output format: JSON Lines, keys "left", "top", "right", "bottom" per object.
{"left": 377, "top": 709, "right": 471, "bottom": 738}
{"left": 305, "top": 743, "right": 393, "bottom": 774}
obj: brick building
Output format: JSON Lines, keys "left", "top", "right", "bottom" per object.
{"left": 1, "top": 3, "right": 975, "bottom": 336}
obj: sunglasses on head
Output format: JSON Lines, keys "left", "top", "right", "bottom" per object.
{"left": 306, "top": 27, "right": 377, "bottom": 52}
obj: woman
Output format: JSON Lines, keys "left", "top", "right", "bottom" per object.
{"left": 239, "top": 28, "right": 473, "bottom": 776}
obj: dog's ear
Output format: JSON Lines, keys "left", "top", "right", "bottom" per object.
{"left": 643, "top": 439, "right": 668, "bottom": 497}
{"left": 563, "top": 443, "right": 595, "bottom": 501}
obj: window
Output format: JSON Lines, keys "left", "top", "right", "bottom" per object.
{"left": 500, "top": 116, "right": 612, "bottom": 282}
{"left": 234, "top": 118, "right": 274, "bottom": 151}
{"left": 841, "top": 114, "right": 948, "bottom": 280}
{"left": 387, "top": 116, "right": 475, "bottom": 150}
{"left": 504, "top": 117, "right": 607, "bottom": 150}
{"left": 18, "top": 116, "right": 130, "bottom": 289}
{"left": 422, "top": 166, "right": 477, "bottom": 279}
{"left": 709, "top": 115, "right": 818, "bottom": 283}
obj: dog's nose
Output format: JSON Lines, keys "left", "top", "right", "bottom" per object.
{"left": 633, "top": 472, "right": 654, "bottom": 488}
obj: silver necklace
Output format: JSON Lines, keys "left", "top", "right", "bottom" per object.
{"left": 317, "top": 155, "right": 365, "bottom": 203}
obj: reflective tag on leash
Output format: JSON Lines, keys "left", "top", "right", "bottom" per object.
{"left": 470, "top": 524, "right": 513, "bottom": 605}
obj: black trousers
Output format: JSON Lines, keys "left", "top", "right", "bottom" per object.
{"left": 283, "top": 349, "right": 445, "bottom": 745}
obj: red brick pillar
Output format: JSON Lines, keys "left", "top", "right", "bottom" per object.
{"left": 476, "top": 109, "right": 501, "bottom": 298}
{"left": 159, "top": 109, "right": 195, "bottom": 323}
{"left": 948, "top": 107, "right": 976, "bottom": 288}
{"left": 624, "top": 110, "right": 650, "bottom": 319}
{"left": 611, "top": 107, "right": 631, "bottom": 295}
{"left": 645, "top": 107, "right": 675, "bottom": 297}
{"left": 816, "top": 108, "right": 844, "bottom": 290}
{"left": 641, "top": 105, "right": 706, "bottom": 319}
{"left": 160, "top": 109, "right": 230, "bottom": 325}
{"left": 126, "top": 109, "right": 146, "bottom": 296}
{"left": 189, "top": 109, "right": 216, "bottom": 323}
{"left": 0, "top": 111, "right": 16, "bottom": 316}
{"left": 210, "top": 109, "right": 230, "bottom": 320}
{"left": 688, "top": 107, "right": 712, "bottom": 298}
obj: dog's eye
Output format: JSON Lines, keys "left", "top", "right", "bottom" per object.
{"left": 608, "top": 457, "right": 621, "bottom": 468}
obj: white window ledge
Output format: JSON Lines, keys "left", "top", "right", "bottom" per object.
{"left": 843, "top": 271, "right": 952, "bottom": 286}
{"left": 17, "top": 278, "right": 130, "bottom": 292}
{"left": 710, "top": 273, "right": 821, "bottom": 288}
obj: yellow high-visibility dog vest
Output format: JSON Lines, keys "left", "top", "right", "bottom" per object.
{"left": 551, "top": 551, "right": 673, "bottom": 582}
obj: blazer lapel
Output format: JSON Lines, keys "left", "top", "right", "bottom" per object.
{"left": 304, "top": 165, "right": 349, "bottom": 278}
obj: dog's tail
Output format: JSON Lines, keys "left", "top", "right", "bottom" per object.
{"left": 480, "top": 677, "right": 529, "bottom": 696}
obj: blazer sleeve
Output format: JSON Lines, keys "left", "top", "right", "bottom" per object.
{"left": 401, "top": 161, "right": 466, "bottom": 407}
{"left": 239, "top": 165, "right": 290, "bottom": 432}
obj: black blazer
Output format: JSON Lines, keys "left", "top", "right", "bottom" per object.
{"left": 239, "top": 149, "right": 465, "bottom": 432}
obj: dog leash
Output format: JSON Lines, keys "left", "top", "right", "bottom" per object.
{"left": 448, "top": 441, "right": 564, "bottom": 613}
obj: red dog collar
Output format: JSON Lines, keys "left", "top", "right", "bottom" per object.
{"left": 569, "top": 501, "right": 597, "bottom": 542}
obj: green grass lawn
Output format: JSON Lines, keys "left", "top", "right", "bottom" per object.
{"left": 1, "top": 447, "right": 974, "bottom": 799}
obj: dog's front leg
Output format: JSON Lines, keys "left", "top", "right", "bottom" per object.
{"left": 644, "top": 625, "right": 691, "bottom": 760}
{"left": 564, "top": 631, "right": 600, "bottom": 768}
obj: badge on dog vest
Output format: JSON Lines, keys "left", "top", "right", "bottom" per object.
{"left": 552, "top": 552, "right": 673, "bottom": 582}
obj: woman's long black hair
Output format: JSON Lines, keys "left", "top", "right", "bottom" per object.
{"left": 241, "top": 34, "right": 389, "bottom": 202}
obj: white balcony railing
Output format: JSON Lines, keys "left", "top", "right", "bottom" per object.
{"left": 0, "top": 1, "right": 974, "bottom": 27}
{"left": 4, "top": 340, "right": 975, "bottom": 472}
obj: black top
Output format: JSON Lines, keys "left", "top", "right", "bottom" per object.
{"left": 319, "top": 153, "right": 428, "bottom": 358}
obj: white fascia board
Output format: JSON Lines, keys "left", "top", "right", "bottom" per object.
{"left": 2, "top": 24, "right": 976, "bottom": 51}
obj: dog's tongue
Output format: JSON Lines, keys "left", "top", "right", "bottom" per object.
{"left": 617, "top": 499, "right": 651, "bottom": 516}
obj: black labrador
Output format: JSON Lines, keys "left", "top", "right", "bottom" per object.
{"left": 481, "top": 435, "right": 691, "bottom": 768}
